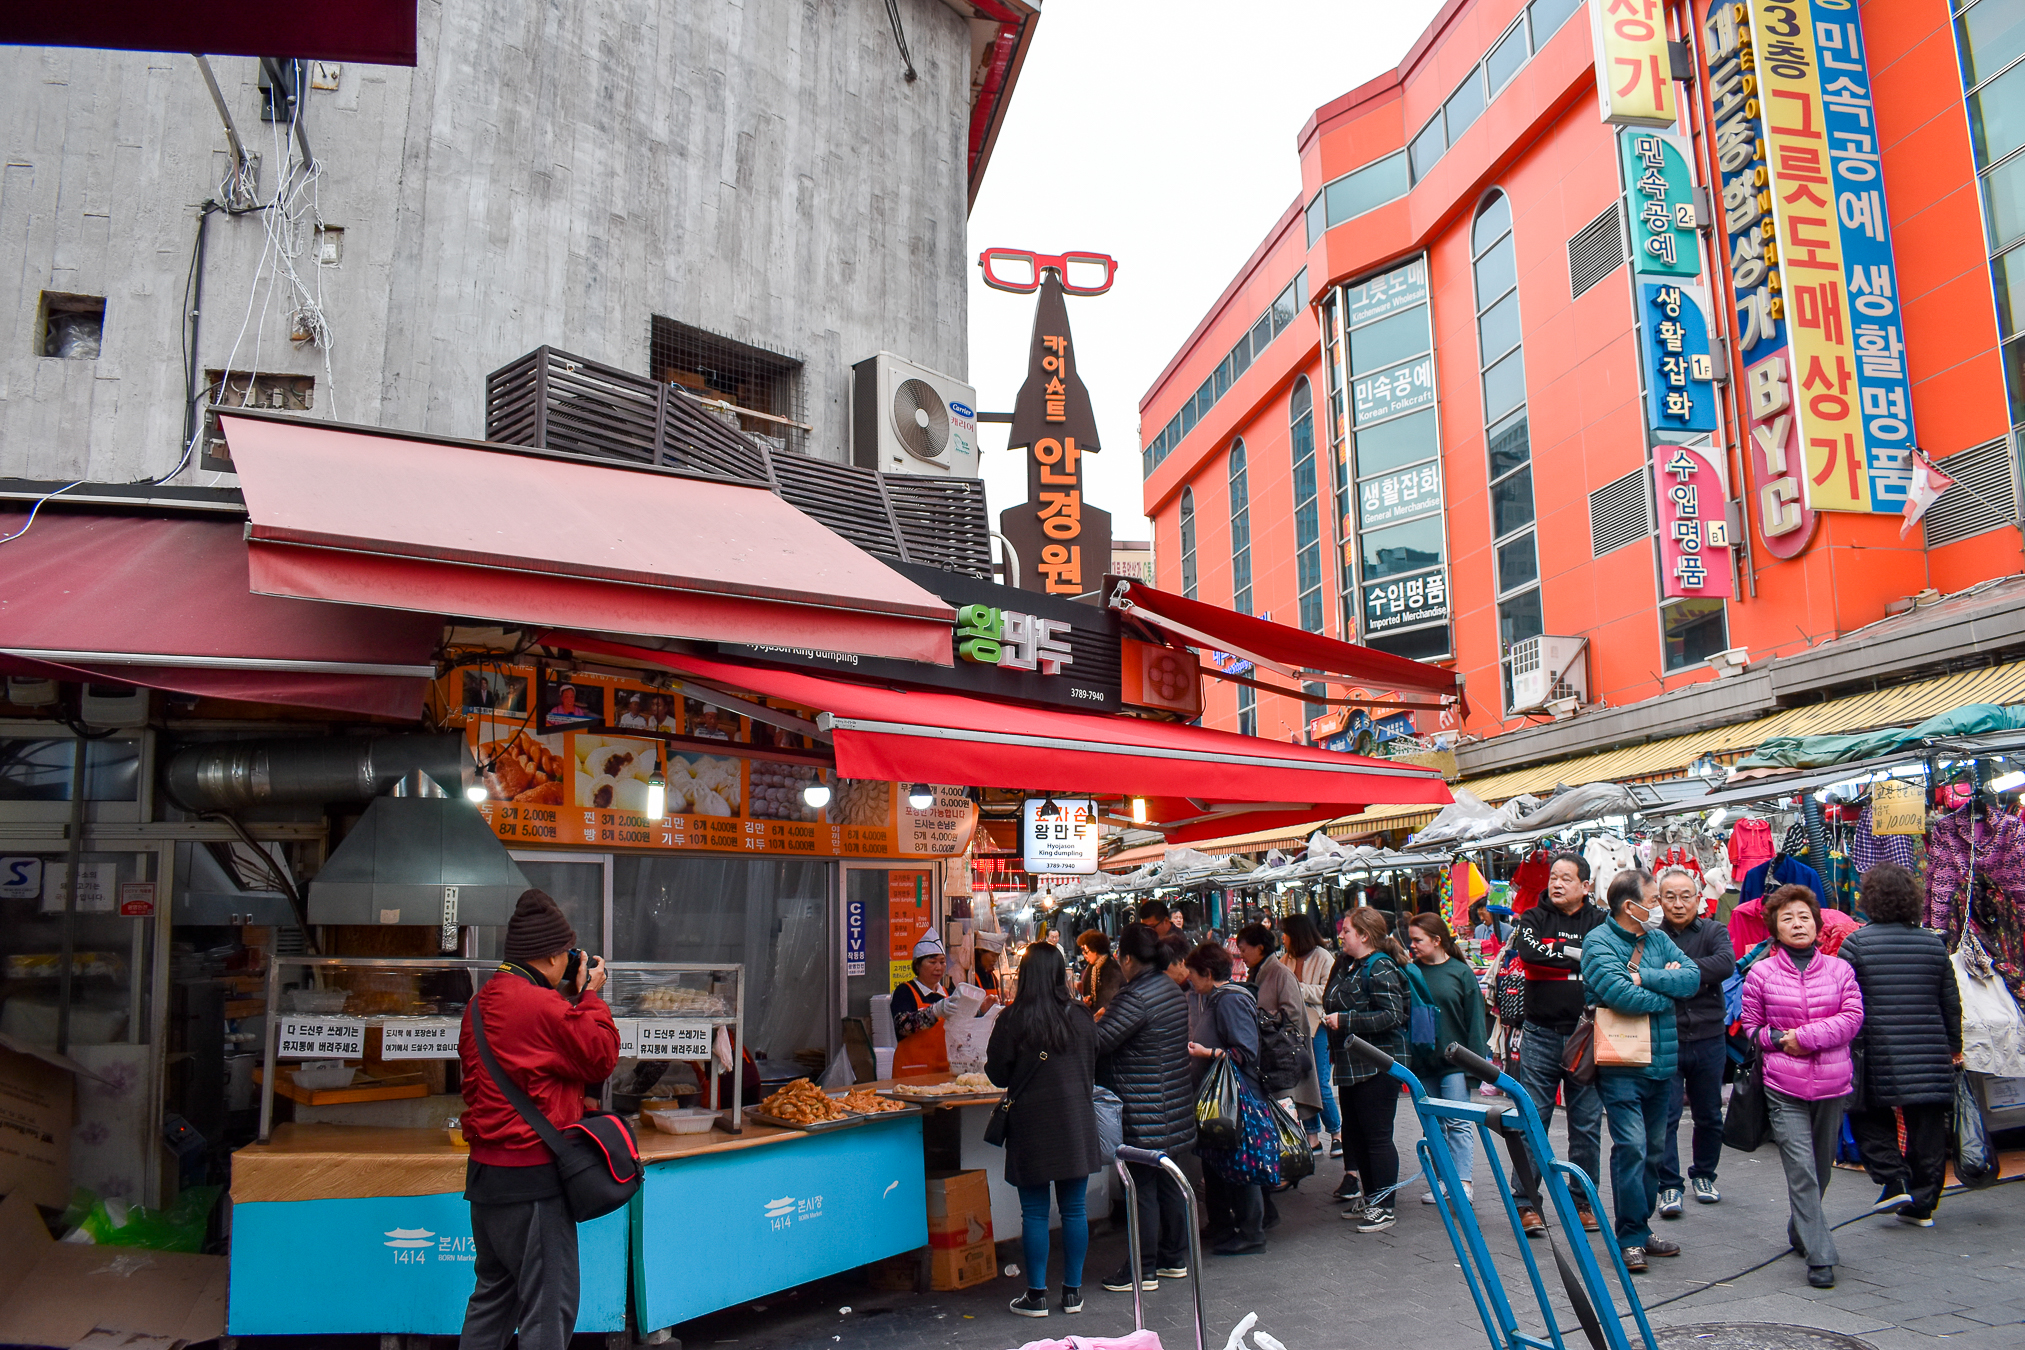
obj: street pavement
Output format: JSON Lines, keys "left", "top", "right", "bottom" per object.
{"left": 662, "top": 1099, "right": 2025, "bottom": 1350}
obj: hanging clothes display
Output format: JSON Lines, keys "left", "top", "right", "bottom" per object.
{"left": 1582, "top": 834, "right": 1637, "bottom": 886}
{"left": 1727, "top": 817, "right": 1774, "bottom": 877}
{"left": 1739, "top": 852, "right": 1824, "bottom": 906}
{"left": 1924, "top": 805, "right": 2025, "bottom": 1007}
{"left": 1848, "top": 797, "right": 1919, "bottom": 874}
{"left": 1509, "top": 848, "right": 1552, "bottom": 912}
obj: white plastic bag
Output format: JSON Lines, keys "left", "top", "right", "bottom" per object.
{"left": 1955, "top": 934, "right": 2025, "bottom": 1078}
{"left": 942, "top": 1000, "right": 1001, "bottom": 1073}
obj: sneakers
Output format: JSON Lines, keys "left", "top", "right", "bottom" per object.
{"left": 1574, "top": 1202, "right": 1602, "bottom": 1233}
{"left": 1658, "top": 1187, "right": 1684, "bottom": 1219}
{"left": 1870, "top": 1183, "right": 1912, "bottom": 1214}
{"left": 1518, "top": 1206, "right": 1547, "bottom": 1238}
{"left": 1060, "top": 1286, "right": 1083, "bottom": 1314}
{"left": 1808, "top": 1265, "right": 1837, "bottom": 1289}
{"left": 1010, "top": 1290, "right": 1051, "bottom": 1318}
{"left": 1422, "top": 1181, "right": 1474, "bottom": 1204}
{"left": 1330, "top": 1136, "right": 1344, "bottom": 1158}
{"left": 1100, "top": 1268, "right": 1156, "bottom": 1293}
{"left": 1355, "top": 1206, "right": 1396, "bottom": 1233}
{"left": 1691, "top": 1177, "right": 1721, "bottom": 1205}
{"left": 1898, "top": 1211, "right": 1935, "bottom": 1228}
{"left": 1155, "top": 1264, "right": 1190, "bottom": 1279}
{"left": 1331, "top": 1174, "right": 1364, "bottom": 1202}
{"left": 1645, "top": 1237, "right": 1681, "bottom": 1257}
{"left": 1621, "top": 1247, "right": 1649, "bottom": 1273}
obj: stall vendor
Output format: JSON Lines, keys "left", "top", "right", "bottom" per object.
{"left": 973, "top": 931, "right": 1004, "bottom": 1002}
{"left": 891, "top": 934, "right": 955, "bottom": 1075}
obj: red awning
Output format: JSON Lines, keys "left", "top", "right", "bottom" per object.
{"left": 565, "top": 640, "right": 1451, "bottom": 843}
{"left": 1, "top": 4, "right": 419, "bottom": 65}
{"left": 0, "top": 508, "right": 439, "bottom": 718}
{"left": 220, "top": 414, "right": 955, "bottom": 666}
{"left": 1108, "top": 579, "right": 1461, "bottom": 704}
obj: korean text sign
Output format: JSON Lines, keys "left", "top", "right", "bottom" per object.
{"left": 1747, "top": 0, "right": 1914, "bottom": 512}
{"left": 1621, "top": 132, "right": 1701, "bottom": 278}
{"left": 1023, "top": 798, "right": 1098, "bottom": 875}
{"left": 1642, "top": 283, "right": 1720, "bottom": 431}
{"left": 1590, "top": 0, "right": 1679, "bottom": 128}
{"left": 1656, "top": 446, "right": 1736, "bottom": 598}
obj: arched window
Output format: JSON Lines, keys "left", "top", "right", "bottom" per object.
{"left": 1179, "top": 486, "right": 1197, "bottom": 599}
{"left": 1229, "top": 441, "right": 1256, "bottom": 736}
{"left": 1290, "top": 377, "right": 1322, "bottom": 634}
{"left": 1472, "top": 191, "right": 1540, "bottom": 710}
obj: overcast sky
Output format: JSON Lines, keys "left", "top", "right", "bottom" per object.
{"left": 966, "top": 0, "right": 1450, "bottom": 548}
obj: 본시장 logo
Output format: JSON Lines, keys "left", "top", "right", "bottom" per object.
{"left": 384, "top": 1227, "right": 434, "bottom": 1249}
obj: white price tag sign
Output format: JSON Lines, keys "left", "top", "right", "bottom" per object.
{"left": 379, "top": 1017, "right": 461, "bottom": 1059}
{"left": 615, "top": 1018, "right": 639, "bottom": 1058}
{"left": 276, "top": 1016, "right": 364, "bottom": 1060}
{"left": 635, "top": 1019, "right": 712, "bottom": 1060}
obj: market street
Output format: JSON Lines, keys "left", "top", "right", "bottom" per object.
{"left": 659, "top": 1108, "right": 2025, "bottom": 1350}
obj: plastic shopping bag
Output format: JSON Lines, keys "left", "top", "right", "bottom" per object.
{"left": 942, "top": 1000, "right": 1000, "bottom": 1073}
{"left": 1093, "top": 1084, "right": 1124, "bottom": 1163}
{"left": 1953, "top": 1068, "right": 2001, "bottom": 1189}
{"left": 1196, "top": 1053, "right": 1243, "bottom": 1148}
{"left": 1268, "top": 1094, "right": 1314, "bottom": 1185}
{"left": 1954, "top": 934, "right": 2025, "bottom": 1078}
{"left": 1202, "top": 1077, "right": 1282, "bottom": 1187}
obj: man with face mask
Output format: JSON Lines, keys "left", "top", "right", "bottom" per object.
{"left": 1583, "top": 869, "right": 1701, "bottom": 1272}
{"left": 1653, "top": 866, "right": 1735, "bottom": 1219}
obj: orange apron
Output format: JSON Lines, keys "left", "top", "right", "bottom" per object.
{"left": 892, "top": 982, "right": 949, "bottom": 1076}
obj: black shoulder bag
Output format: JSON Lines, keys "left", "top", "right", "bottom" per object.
{"left": 983, "top": 1050, "right": 1046, "bottom": 1148}
{"left": 468, "top": 1006, "right": 642, "bottom": 1221}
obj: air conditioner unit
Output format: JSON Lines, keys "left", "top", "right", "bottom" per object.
{"left": 1509, "top": 636, "right": 1589, "bottom": 713}
{"left": 851, "top": 352, "right": 979, "bottom": 477}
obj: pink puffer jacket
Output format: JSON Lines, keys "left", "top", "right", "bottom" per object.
{"left": 1740, "top": 945, "right": 1864, "bottom": 1101}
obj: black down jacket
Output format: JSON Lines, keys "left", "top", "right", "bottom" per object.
{"left": 1094, "top": 966, "right": 1196, "bottom": 1153}
{"left": 1840, "top": 921, "right": 1962, "bottom": 1107}
{"left": 985, "top": 1003, "right": 1105, "bottom": 1187}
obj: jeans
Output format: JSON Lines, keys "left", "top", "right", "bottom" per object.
{"left": 1507, "top": 1022, "right": 1603, "bottom": 1209}
{"left": 1766, "top": 1089, "right": 1849, "bottom": 1267}
{"left": 461, "top": 1197, "right": 578, "bottom": 1350}
{"left": 1337, "top": 1076, "right": 1401, "bottom": 1202}
{"left": 1125, "top": 1160, "right": 1189, "bottom": 1274}
{"left": 1202, "top": 1167, "right": 1264, "bottom": 1245}
{"left": 1016, "top": 1178, "right": 1089, "bottom": 1291}
{"left": 1849, "top": 1100, "right": 1950, "bottom": 1219}
{"left": 1306, "top": 1033, "right": 1343, "bottom": 1135}
{"left": 1596, "top": 1072, "right": 1670, "bottom": 1249}
{"left": 1429, "top": 1070, "right": 1476, "bottom": 1185}
{"left": 1659, "top": 1035, "right": 1726, "bottom": 1190}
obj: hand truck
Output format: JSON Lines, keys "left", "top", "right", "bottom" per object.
{"left": 1343, "top": 1037, "right": 1657, "bottom": 1350}
{"left": 1113, "top": 1144, "right": 1207, "bottom": 1350}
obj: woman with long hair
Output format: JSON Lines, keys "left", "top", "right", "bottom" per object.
{"left": 1406, "top": 912, "right": 1491, "bottom": 1206}
{"left": 985, "top": 939, "right": 1105, "bottom": 1317}
{"left": 1321, "top": 907, "right": 1411, "bottom": 1232}
{"left": 1279, "top": 913, "right": 1341, "bottom": 1155}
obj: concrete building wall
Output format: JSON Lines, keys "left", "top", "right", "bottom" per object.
{"left": 0, "top": 0, "right": 973, "bottom": 484}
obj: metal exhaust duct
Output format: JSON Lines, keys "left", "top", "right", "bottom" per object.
{"left": 165, "top": 734, "right": 470, "bottom": 810}
{"left": 306, "top": 771, "right": 530, "bottom": 929}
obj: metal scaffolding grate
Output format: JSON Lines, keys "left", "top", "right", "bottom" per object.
{"left": 649, "top": 316, "right": 807, "bottom": 456}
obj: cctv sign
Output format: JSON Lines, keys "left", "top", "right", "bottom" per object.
{"left": 1023, "top": 797, "right": 1098, "bottom": 875}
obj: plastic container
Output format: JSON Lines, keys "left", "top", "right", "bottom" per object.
{"left": 870, "top": 994, "right": 896, "bottom": 1048}
{"left": 644, "top": 1106, "right": 718, "bottom": 1136}
{"left": 873, "top": 1046, "right": 895, "bottom": 1080}
{"left": 291, "top": 1061, "right": 355, "bottom": 1090}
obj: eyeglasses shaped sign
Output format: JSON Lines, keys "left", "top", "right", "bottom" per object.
{"left": 977, "top": 248, "right": 1118, "bottom": 295}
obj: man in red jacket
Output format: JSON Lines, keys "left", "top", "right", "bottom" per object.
{"left": 459, "top": 889, "right": 620, "bottom": 1350}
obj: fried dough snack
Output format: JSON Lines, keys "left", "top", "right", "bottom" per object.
{"left": 759, "top": 1078, "right": 850, "bottom": 1124}
{"left": 839, "top": 1088, "right": 905, "bottom": 1114}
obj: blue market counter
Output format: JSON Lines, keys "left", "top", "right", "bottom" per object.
{"left": 228, "top": 1115, "right": 926, "bottom": 1337}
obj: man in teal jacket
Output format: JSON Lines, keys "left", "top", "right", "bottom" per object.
{"left": 1582, "top": 869, "right": 1701, "bottom": 1271}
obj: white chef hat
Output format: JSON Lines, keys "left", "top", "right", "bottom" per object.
{"left": 911, "top": 934, "right": 946, "bottom": 960}
{"left": 973, "top": 932, "right": 1004, "bottom": 952}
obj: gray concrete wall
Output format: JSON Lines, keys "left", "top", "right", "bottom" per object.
{"left": 0, "top": 0, "right": 972, "bottom": 484}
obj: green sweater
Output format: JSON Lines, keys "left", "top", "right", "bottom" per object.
{"left": 1413, "top": 956, "right": 1491, "bottom": 1084}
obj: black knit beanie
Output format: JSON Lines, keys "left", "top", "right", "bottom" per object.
{"left": 504, "top": 888, "right": 577, "bottom": 961}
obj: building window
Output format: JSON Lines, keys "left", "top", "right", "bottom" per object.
{"left": 1956, "top": 0, "right": 2025, "bottom": 427}
{"left": 1328, "top": 256, "right": 1449, "bottom": 660}
{"left": 1302, "top": 681, "right": 1328, "bottom": 736}
{"left": 1237, "top": 686, "right": 1257, "bottom": 738}
{"left": 1144, "top": 272, "right": 1305, "bottom": 475}
{"left": 1661, "top": 597, "right": 1729, "bottom": 671}
{"left": 1290, "top": 377, "right": 1325, "bottom": 633}
{"left": 1228, "top": 440, "right": 1252, "bottom": 616}
{"left": 1472, "top": 192, "right": 1542, "bottom": 709}
{"left": 649, "top": 316, "right": 805, "bottom": 454}
{"left": 1179, "top": 486, "right": 1197, "bottom": 599}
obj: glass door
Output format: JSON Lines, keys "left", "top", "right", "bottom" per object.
{"left": 505, "top": 851, "right": 612, "bottom": 958}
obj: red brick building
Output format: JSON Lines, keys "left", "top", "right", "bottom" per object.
{"left": 1140, "top": 0, "right": 2025, "bottom": 788}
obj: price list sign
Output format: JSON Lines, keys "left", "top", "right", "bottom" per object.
{"left": 277, "top": 1017, "right": 364, "bottom": 1060}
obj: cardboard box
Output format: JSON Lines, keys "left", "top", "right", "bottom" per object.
{"left": 0, "top": 1191, "right": 227, "bottom": 1345}
{"left": 0, "top": 1031, "right": 82, "bottom": 1209}
{"left": 929, "top": 1238, "right": 996, "bottom": 1291}
{"left": 925, "top": 1169, "right": 992, "bottom": 1249}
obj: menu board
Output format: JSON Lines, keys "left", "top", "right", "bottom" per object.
{"left": 888, "top": 870, "right": 933, "bottom": 991}
{"left": 464, "top": 707, "right": 976, "bottom": 860}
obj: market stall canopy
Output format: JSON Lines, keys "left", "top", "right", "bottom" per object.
{"left": 563, "top": 641, "right": 1452, "bottom": 843}
{"left": 219, "top": 413, "right": 956, "bottom": 666}
{"left": 0, "top": 3, "right": 418, "bottom": 64}
{"left": 0, "top": 507, "right": 438, "bottom": 718}
{"left": 1106, "top": 579, "right": 1462, "bottom": 704}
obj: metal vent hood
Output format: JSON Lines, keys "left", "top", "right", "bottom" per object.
{"left": 306, "top": 773, "right": 530, "bottom": 927}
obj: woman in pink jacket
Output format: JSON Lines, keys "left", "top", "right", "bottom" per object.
{"left": 1740, "top": 884, "right": 1865, "bottom": 1290}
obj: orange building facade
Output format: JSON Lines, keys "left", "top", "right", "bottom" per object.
{"left": 1140, "top": 0, "right": 2023, "bottom": 754}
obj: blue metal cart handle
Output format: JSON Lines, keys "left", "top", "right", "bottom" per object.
{"left": 1445, "top": 1043, "right": 1503, "bottom": 1082}
{"left": 1344, "top": 1034, "right": 1396, "bottom": 1069}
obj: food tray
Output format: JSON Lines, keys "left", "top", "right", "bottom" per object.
{"left": 881, "top": 1085, "right": 1003, "bottom": 1105}
{"left": 743, "top": 1104, "right": 864, "bottom": 1132}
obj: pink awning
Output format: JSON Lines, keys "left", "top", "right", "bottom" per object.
{"left": 220, "top": 414, "right": 955, "bottom": 666}
{"left": 0, "top": 508, "right": 439, "bottom": 718}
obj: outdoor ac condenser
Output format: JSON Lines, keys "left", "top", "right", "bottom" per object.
{"left": 1508, "top": 635, "right": 1589, "bottom": 713}
{"left": 851, "top": 352, "right": 980, "bottom": 477}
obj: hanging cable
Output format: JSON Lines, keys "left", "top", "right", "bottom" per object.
{"left": 883, "top": 0, "right": 919, "bottom": 81}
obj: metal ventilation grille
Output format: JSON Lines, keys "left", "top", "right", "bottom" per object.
{"left": 892, "top": 378, "right": 952, "bottom": 460}
{"left": 1568, "top": 204, "right": 1625, "bottom": 300}
{"left": 1923, "top": 438, "right": 2018, "bottom": 548}
{"left": 884, "top": 476, "right": 993, "bottom": 578}
{"left": 766, "top": 453, "right": 908, "bottom": 560}
{"left": 1589, "top": 469, "right": 1651, "bottom": 555}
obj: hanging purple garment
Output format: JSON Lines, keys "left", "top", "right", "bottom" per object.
{"left": 1924, "top": 806, "right": 2025, "bottom": 945}
{"left": 1848, "top": 798, "right": 1918, "bottom": 876}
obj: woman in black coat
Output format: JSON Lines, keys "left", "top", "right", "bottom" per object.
{"left": 1841, "top": 863, "right": 1963, "bottom": 1225}
{"left": 986, "top": 940, "right": 1104, "bottom": 1318}
{"left": 1092, "top": 923, "right": 1194, "bottom": 1293}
